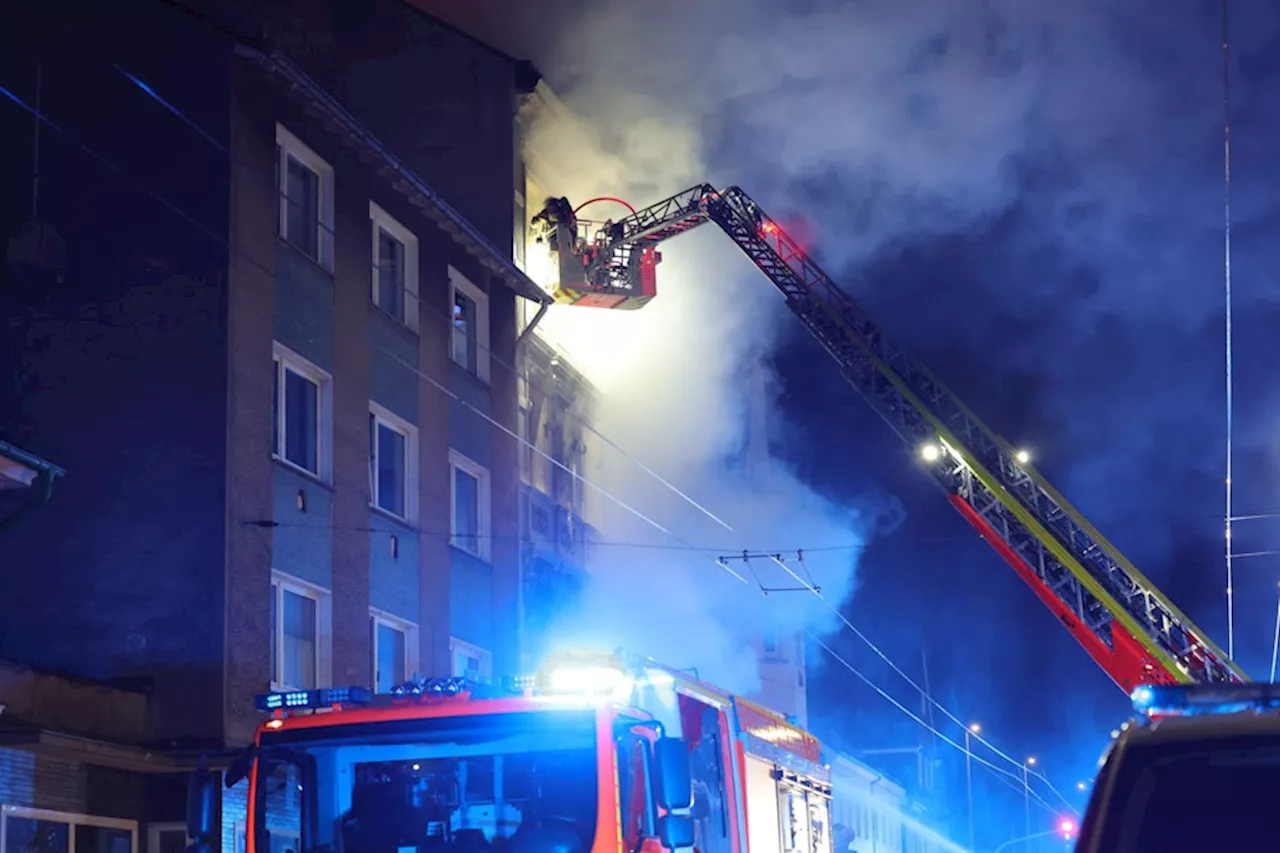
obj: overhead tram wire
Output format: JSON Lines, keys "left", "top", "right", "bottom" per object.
{"left": 810, "top": 634, "right": 1073, "bottom": 818}
{"left": 0, "top": 66, "right": 1072, "bottom": 802}
{"left": 762, "top": 555, "right": 1080, "bottom": 812}
{"left": 1222, "top": 0, "right": 1236, "bottom": 660}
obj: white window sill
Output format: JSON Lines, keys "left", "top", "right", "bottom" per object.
{"left": 369, "top": 502, "right": 416, "bottom": 530}
{"left": 449, "top": 542, "right": 491, "bottom": 565}
{"left": 272, "top": 454, "right": 331, "bottom": 489}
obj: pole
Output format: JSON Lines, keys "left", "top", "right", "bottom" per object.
{"left": 1022, "top": 764, "right": 1031, "bottom": 853}
{"left": 964, "top": 730, "right": 975, "bottom": 853}
{"left": 1270, "top": 582, "right": 1280, "bottom": 682}
{"left": 1222, "top": 0, "right": 1236, "bottom": 660}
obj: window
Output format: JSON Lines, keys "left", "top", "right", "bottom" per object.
{"left": 449, "top": 449, "right": 491, "bottom": 560}
{"left": 148, "top": 824, "right": 188, "bottom": 853}
{"left": 368, "top": 402, "right": 417, "bottom": 522}
{"left": 449, "top": 265, "right": 491, "bottom": 382}
{"left": 369, "top": 201, "right": 420, "bottom": 331}
{"left": 513, "top": 188, "right": 527, "bottom": 271}
{"left": 233, "top": 822, "right": 298, "bottom": 853}
{"left": 1, "top": 807, "right": 137, "bottom": 853}
{"left": 147, "top": 819, "right": 186, "bottom": 850}
{"left": 271, "top": 571, "right": 330, "bottom": 691}
{"left": 272, "top": 342, "right": 331, "bottom": 480}
{"left": 450, "top": 637, "right": 492, "bottom": 683}
{"left": 276, "top": 124, "right": 334, "bottom": 270}
{"left": 517, "top": 405, "right": 534, "bottom": 480}
{"left": 370, "top": 609, "right": 419, "bottom": 694}
{"left": 616, "top": 732, "right": 656, "bottom": 851}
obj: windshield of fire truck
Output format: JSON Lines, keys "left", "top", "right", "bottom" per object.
{"left": 252, "top": 709, "right": 599, "bottom": 853}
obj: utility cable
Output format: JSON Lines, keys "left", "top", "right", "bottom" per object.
{"left": 0, "top": 65, "right": 1072, "bottom": 812}
{"left": 811, "top": 634, "right": 1074, "bottom": 818}
{"left": 247, "top": 522, "right": 977, "bottom": 555}
{"left": 765, "top": 555, "right": 1080, "bottom": 813}
{"left": 1222, "top": 0, "right": 1236, "bottom": 659}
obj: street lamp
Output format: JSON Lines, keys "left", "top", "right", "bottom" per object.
{"left": 994, "top": 819, "right": 1076, "bottom": 853}
{"left": 1076, "top": 781, "right": 1087, "bottom": 792}
{"left": 964, "top": 723, "right": 980, "bottom": 852}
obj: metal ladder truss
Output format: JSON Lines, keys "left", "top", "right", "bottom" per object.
{"left": 574, "top": 184, "right": 1246, "bottom": 693}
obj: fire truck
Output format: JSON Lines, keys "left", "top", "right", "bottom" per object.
{"left": 184, "top": 652, "right": 834, "bottom": 853}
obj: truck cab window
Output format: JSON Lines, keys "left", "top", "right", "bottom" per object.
{"left": 256, "top": 759, "right": 307, "bottom": 853}
{"left": 616, "top": 733, "right": 654, "bottom": 852}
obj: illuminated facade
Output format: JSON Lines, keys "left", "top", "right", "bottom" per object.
{"left": 511, "top": 84, "right": 604, "bottom": 671}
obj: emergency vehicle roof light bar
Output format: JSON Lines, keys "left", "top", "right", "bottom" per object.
{"left": 1131, "top": 682, "right": 1280, "bottom": 718}
{"left": 391, "top": 676, "right": 470, "bottom": 697}
{"left": 255, "top": 686, "right": 373, "bottom": 712}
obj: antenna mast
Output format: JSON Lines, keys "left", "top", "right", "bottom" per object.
{"left": 1222, "top": 0, "right": 1236, "bottom": 660}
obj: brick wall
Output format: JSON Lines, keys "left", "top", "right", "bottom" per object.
{"left": 328, "top": 128, "right": 374, "bottom": 690}
{"left": 0, "top": 748, "right": 88, "bottom": 813}
{"left": 223, "top": 56, "right": 281, "bottom": 748}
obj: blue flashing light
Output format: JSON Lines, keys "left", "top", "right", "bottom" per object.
{"left": 1131, "top": 682, "right": 1280, "bottom": 717}
{"left": 507, "top": 674, "right": 537, "bottom": 693}
{"left": 390, "top": 676, "right": 470, "bottom": 697}
{"left": 254, "top": 685, "right": 373, "bottom": 713}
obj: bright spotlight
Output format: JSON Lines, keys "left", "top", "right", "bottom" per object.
{"left": 1015, "top": 449, "right": 1031, "bottom": 464}
{"left": 1076, "top": 781, "right": 1087, "bottom": 792}
{"left": 968, "top": 722, "right": 981, "bottom": 734}
{"left": 1058, "top": 817, "right": 1077, "bottom": 838}
{"left": 920, "top": 443, "right": 941, "bottom": 462}
{"left": 1026, "top": 756, "right": 1037, "bottom": 766}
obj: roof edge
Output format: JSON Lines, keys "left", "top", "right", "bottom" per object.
{"left": 237, "top": 44, "right": 552, "bottom": 306}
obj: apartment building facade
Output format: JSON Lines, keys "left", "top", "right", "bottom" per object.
{"left": 1, "top": 0, "right": 546, "bottom": 847}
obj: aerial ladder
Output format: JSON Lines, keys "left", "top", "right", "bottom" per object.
{"left": 531, "top": 185, "right": 1248, "bottom": 695}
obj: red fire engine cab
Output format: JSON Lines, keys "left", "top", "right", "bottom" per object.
{"left": 183, "top": 652, "right": 833, "bottom": 853}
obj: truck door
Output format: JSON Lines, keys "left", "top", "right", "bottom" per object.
{"left": 777, "top": 781, "right": 831, "bottom": 853}
{"left": 742, "top": 757, "right": 782, "bottom": 853}
{"left": 616, "top": 723, "right": 657, "bottom": 853}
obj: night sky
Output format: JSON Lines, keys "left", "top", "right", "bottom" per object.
{"left": 429, "top": 0, "right": 1280, "bottom": 843}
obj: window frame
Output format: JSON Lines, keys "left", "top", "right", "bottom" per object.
{"left": 270, "top": 570, "right": 332, "bottom": 692}
{"left": 448, "top": 448, "right": 492, "bottom": 562}
{"left": 615, "top": 729, "right": 658, "bottom": 850}
{"left": 448, "top": 265, "right": 491, "bottom": 383}
{"left": 232, "top": 822, "right": 300, "bottom": 853}
{"left": 1, "top": 807, "right": 138, "bottom": 853}
{"left": 275, "top": 123, "right": 335, "bottom": 271}
{"left": 449, "top": 637, "right": 493, "bottom": 683}
{"left": 369, "top": 201, "right": 420, "bottom": 332}
{"left": 369, "top": 608, "right": 420, "bottom": 693}
{"left": 147, "top": 823, "right": 188, "bottom": 853}
{"left": 368, "top": 401, "right": 418, "bottom": 523}
{"left": 272, "top": 342, "right": 332, "bottom": 482}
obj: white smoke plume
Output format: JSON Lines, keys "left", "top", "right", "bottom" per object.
{"left": 455, "top": 0, "right": 1279, "bottom": 689}
{"left": 509, "top": 32, "right": 935, "bottom": 692}
{"left": 522, "top": 99, "right": 900, "bottom": 694}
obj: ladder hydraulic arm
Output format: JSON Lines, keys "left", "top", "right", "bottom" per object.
{"left": 532, "top": 185, "right": 1247, "bottom": 694}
